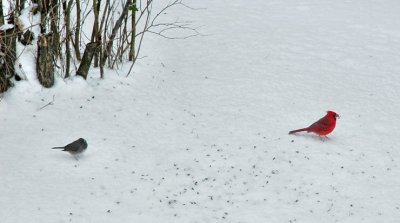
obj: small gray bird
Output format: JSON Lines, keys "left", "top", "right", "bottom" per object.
{"left": 52, "top": 138, "right": 88, "bottom": 158}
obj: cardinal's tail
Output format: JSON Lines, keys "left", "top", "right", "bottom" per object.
{"left": 52, "top": 147, "right": 64, "bottom": 149}
{"left": 288, "top": 128, "right": 309, "bottom": 134}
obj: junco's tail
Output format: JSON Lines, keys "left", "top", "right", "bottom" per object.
{"left": 52, "top": 147, "right": 64, "bottom": 149}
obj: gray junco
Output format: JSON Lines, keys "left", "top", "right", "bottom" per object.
{"left": 52, "top": 138, "right": 88, "bottom": 157}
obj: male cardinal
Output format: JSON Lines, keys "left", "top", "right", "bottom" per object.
{"left": 289, "top": 111, "right": 339, "bottom": 136}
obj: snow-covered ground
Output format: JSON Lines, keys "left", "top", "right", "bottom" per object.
{"left": 2, "top": 0, "right": 400, "bottom": 222}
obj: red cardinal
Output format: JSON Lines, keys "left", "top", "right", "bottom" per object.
{"left": 289, "top": 111, "right": 339, "bottom": 136}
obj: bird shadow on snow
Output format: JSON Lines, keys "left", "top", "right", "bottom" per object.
{"left": 289, "top": 133, "right": 336, "bottom": 142}
{"left": 50, "top": 152, "right": 88, "bottom": 162}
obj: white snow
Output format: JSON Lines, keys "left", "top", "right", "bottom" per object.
{"left": 1, "top": 0, "right": 400, "bottom": 222}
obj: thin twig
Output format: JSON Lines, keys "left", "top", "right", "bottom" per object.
{"left": 38, "top": 95, "right": 55, "bottom": 110}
